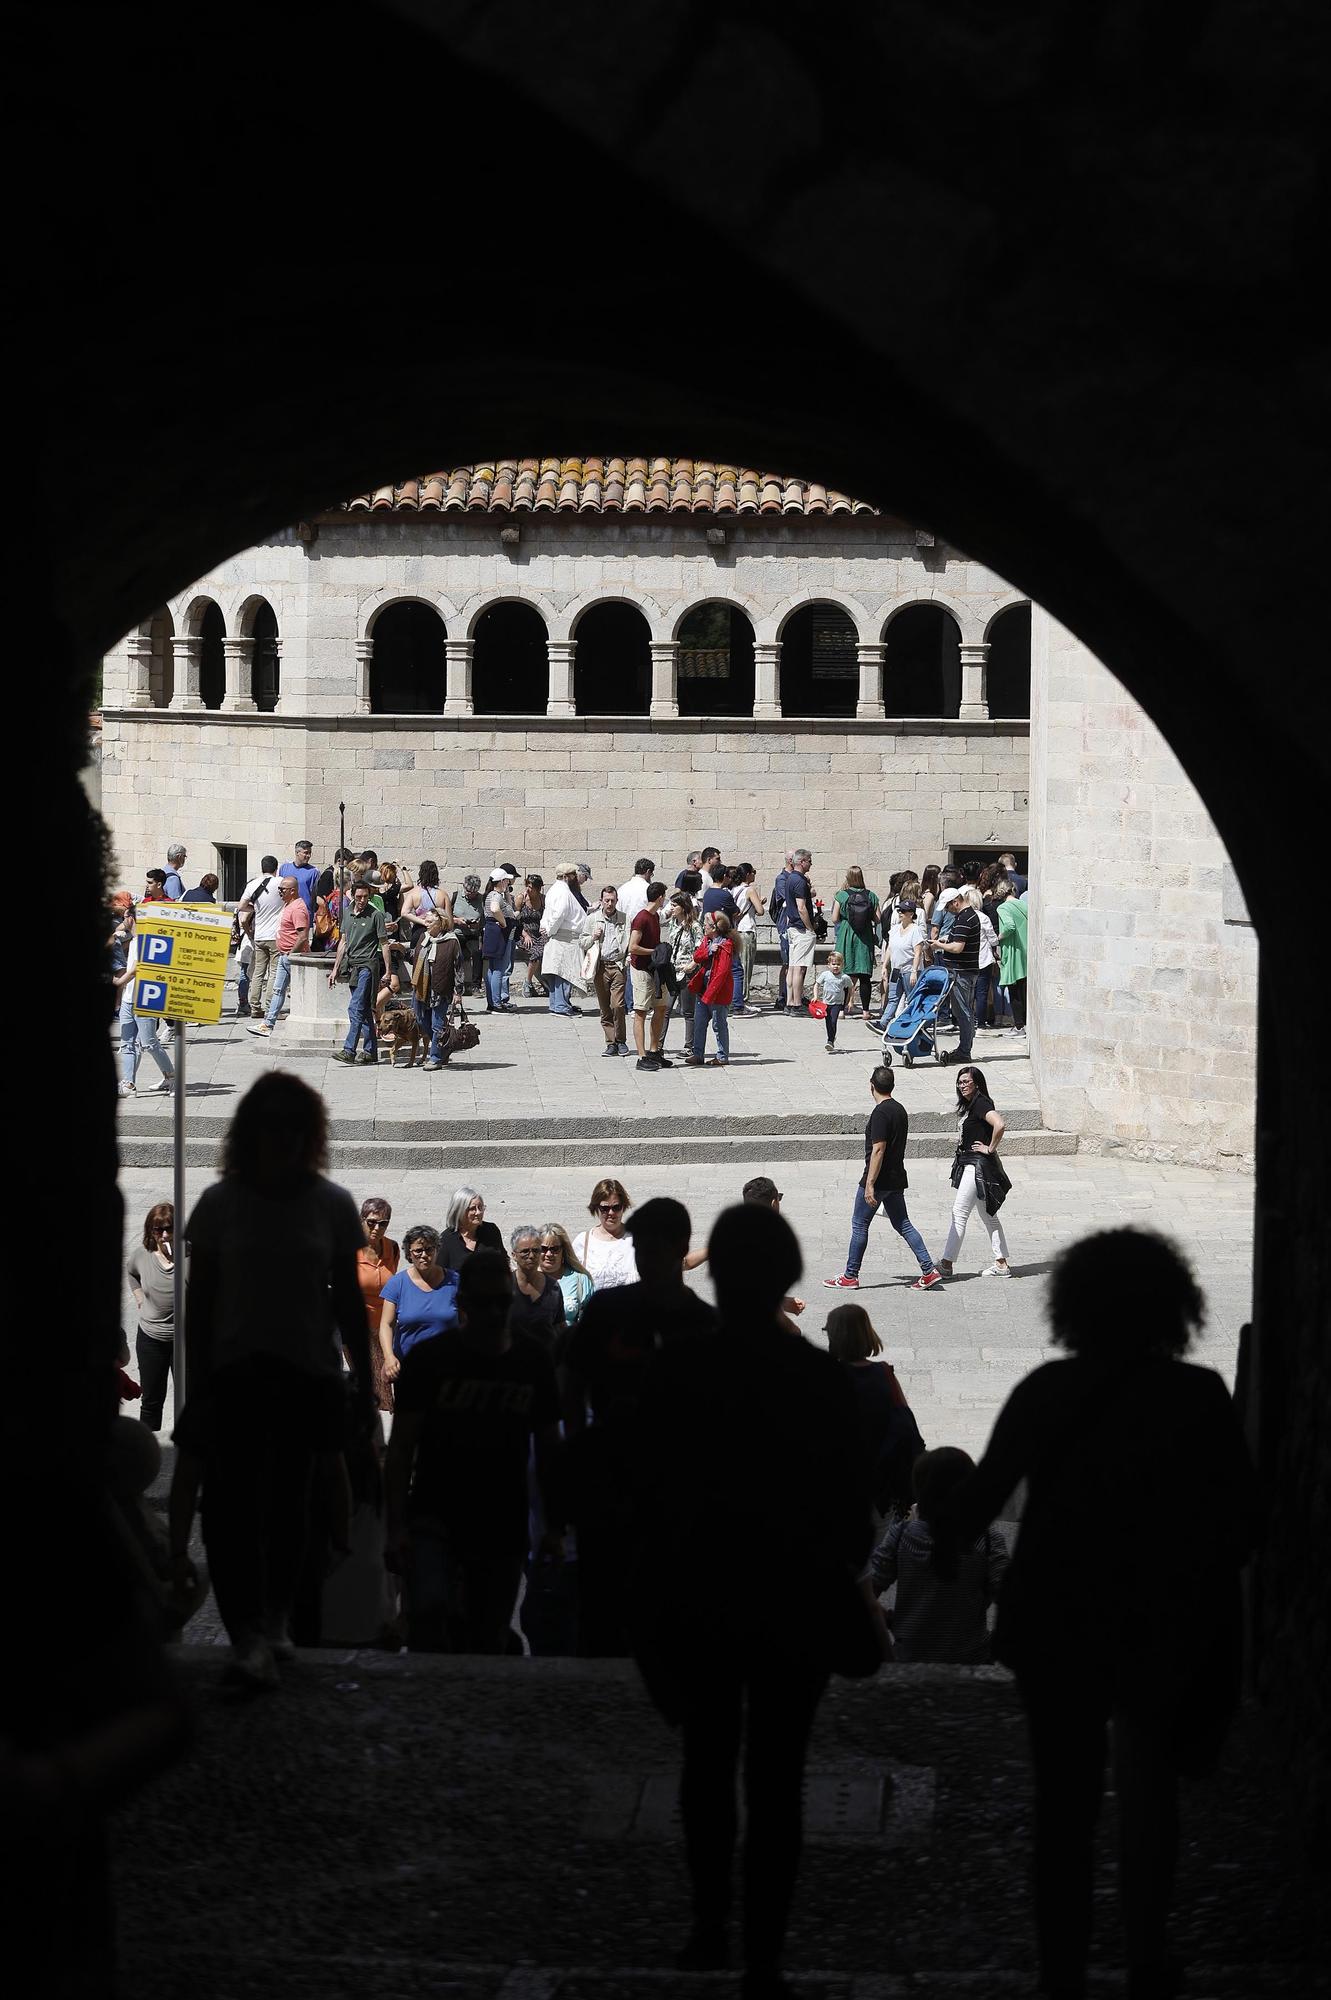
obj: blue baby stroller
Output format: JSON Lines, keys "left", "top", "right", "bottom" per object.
{"left": 880, "top": 966, "right": 951, "bottom": 1066}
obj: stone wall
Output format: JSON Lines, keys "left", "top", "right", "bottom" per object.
{"left": 1028, "top": 610, "right": 1257, "bottom": 1169}
{"left": 97, "top": 711, "right": 1029, "bottom": 891}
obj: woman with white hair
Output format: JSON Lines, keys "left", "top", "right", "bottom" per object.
{"left": 540, "top": 863, "right": 589, "bottom": 1019}
{"left": 439, "top": 1186, "right": 505, "bottom": 1271}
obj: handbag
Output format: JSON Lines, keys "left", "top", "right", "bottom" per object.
{"left": 445, "top": 996, "right": 481, "bottom": 1054}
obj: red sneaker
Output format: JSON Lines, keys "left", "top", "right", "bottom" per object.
{"left": 911, "top": 1270, "right": 944, "bottom": 1290}
{"left": 822, "top": 1274, "right": 860, "bottom": 1289}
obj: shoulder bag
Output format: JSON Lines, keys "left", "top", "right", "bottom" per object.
{"left": 445, "top": 994, "right": 481, "bottom": 1054}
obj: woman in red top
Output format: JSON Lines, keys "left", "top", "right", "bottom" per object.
{"left": 686, "top": 911, "right": 735, "bottom": 1068}
{"left": 355, "top": 1196, "right": 400, "bottom": 1413}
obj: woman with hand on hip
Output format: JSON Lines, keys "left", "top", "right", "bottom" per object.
{"left": 938, "top": 1066, "right": 1012, "bottom": 1279}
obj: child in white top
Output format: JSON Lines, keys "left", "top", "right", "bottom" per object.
{"left": 819, "top": 953, "right": 853, "bottom": 1051}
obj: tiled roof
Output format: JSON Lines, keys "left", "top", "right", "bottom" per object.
{"left": 343, "top": 459, "right": 876, "bottom": 517}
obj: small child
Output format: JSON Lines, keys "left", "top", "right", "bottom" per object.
{"left": 818, "top": 951, "right": 853, "bottom": 1051}
{"left": 870, "top": 1446, "right": 1009, "bottom": 1663}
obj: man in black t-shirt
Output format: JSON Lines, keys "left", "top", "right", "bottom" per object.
{"left": 823, "top": 1067, "right": 941, "bottom": 1291}
{"left": 386, "top": 1251, "right": 563, "bottom": 1652}
{"left": 935, "top": 885, "right": 981, "bottom": 1064}
{"left": 562, "top": 1198, "right": 717, "bottom": 1655}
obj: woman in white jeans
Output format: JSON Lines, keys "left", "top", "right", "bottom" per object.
{"left": 938, "top": 1065, "right": 1011, "bottom": 1277}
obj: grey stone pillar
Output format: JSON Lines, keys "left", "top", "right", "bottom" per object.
{"left": 169, "top": 634, "right": 204, "bottom": 710}
{"left": 221, "top": 636, "right": 257, "bottom": 713}
{"left": 650, "top": 640, "right": 679, "bottom": 718}
{"left": 547, "top": 640, "right": 576, "bottom": 717}
{"left": 125, "top": 632, "right": 153, "bottom": 708}
{"left": 959, "top": 641, "right": 990, "bottom": 721}
{"left": 856, "top": 642, "right": 886, "bottom": 719}
{"left": 354, "top": 636, "right": 374, "bottom": 714}
{"left": 753, "top": 642, "right": 781, "bottom": 719}
{"left": 444, "top": 638, "right": 475, "bottom": 717}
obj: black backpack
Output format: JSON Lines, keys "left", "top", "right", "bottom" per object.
{"left": 845, "top": 888, "right": 874, "bottom": 936}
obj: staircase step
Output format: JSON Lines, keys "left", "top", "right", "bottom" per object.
{"left": 118, "top": 1104, "right": 1047, "bottom": 1141}
{"left": 118, "top": 1127, "right": 1078, "bottom": 1170}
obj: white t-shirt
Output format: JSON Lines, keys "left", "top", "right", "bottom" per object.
{"left": 241, "top": 873, "right": 286, "bottom": 943}
{"left": 736, "top": 884, "right": 760, "bottom": 934}
{"left": 888, "top": 921, "right": 923, "bottom": 975}
{"left": 186, "top": 1174, "right": 365, "bottom": 1376}
{"left": 618, "top": 876, "right": 651, "bottom": 923}
{"left": 572, "top": 1228, "right": 638, "bottom": 1290}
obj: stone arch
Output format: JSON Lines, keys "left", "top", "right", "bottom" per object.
{"left": 572, "top": 598, "right": 652, "bottom": 715}
{"left": 176, "top": 591, "right": 226, "bottom": 639}
{"left": 776, "top": 599, "right": 862, "bottom": 718}
{"left": 758, "top": 588, "right": 873, "bottom": 647}
{"left": 880, "top": 589, "right": 983, "bottom": 648}
{"left": 358, "top": 586, "right": 460, "bottom": 641}
{"left": 666, "top": 589, "right": 763, "bottom": 642}
{"left": 236, "top": 596, "right": 281, "bottom": 713}
{"left": 564, "top": 586, "right": 666, "bottom": 644}
{"left": 460, "top": 587, "right": 559, "bottom": 641}
{"left": 470, "top": 598, "right": 550, "bottom": 715}
{"left": 985, "top": 600, "right": 1032, "bottom": 719}
{"left": 884, "top": 602, "right": 963, "bottom": 718}
{"left": 369, "top": 600, "right": 447, "bottom": 712}
{"left": 674, "top": 598, "right": 757, "bottom": 717}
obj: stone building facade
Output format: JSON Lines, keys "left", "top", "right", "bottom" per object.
{"left": 97, "top": 460, "right": 1032, "bottom": 895}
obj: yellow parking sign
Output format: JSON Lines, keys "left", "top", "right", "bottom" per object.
{"left": 132, "top": 901, "right": 233, "bottom": 1026}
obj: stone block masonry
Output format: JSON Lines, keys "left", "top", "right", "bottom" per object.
{"left": 97, "top": 713, "right": 1030, "bottom": 896}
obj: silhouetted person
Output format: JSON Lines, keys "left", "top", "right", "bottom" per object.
{"left": 561, "top": 1197, "right": 716, "bottom": 1655}
{"left": 179, "top": 1074, "right": 374, "bottom": 1689}
{"left": 630, "top": 1204, "right": 875, "bottom": 1997}
{"left": 940, "top": 1228, "right": 1258, "bottom": 2000}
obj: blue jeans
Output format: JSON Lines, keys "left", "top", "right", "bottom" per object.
{"left": 344, "top": 965, "right": 378, "bottom": 1055}
{"left": 949, "top": 970, "right": 977, "bottom": 1061}
{"left": 263, "top": 953, "right": 292, "bottom": 1028}
{"left": 876, "top": 969, "right": 912, "bottom": 1030}
{"left": 545, "top": 974, "right": 575, "bottom": 1016}
{"left": 732, "top": 956, "right": 745, "bottom": 1010}
{"left": 693, "top": 1000, "right": 730, "bottom": 1061}
{"left": 500, "top": 932, "right": 516, "bottom": 1006}
{"left": 845, "top": 1181, "right": 934, "bottom": 1278}
{"left": 825, "top": 1002, "right": 842, "bottom": 1043}
{"left": 484, "top": 958, "right": 505, "bottom": 1009}
{"left": 236, "top": 967, "right": 250, "bottom": 1014}
{"left": 119, "top": 995, "right": 173, "bottom": 1085}
{"left": 428, "top": 996, "right": 453, "bottom": 1063}
{"left": 973, "top": 966, "right": 994, "bottom": 1032}
{"left": 777, "top": 928, "right": 789, "bottom": 1007}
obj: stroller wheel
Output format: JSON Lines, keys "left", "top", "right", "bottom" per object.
{"left": 902, "top": 1050, "right": 913, "bottom": 1067}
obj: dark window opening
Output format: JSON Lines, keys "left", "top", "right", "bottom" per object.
{"left": 199, "top": 602, "right": 226, "bottom": 711}
{"left": 149, "top": 610, "right": 174, "bottom": 708}
{"left": 473, "top": 602, "right": 548, "bottom": 715}
{"left": 779, "top": 603, "right": 858, "bottom": 717}
{"left": 950, "top": 845, "right": 1028, "bottom": 880}
{"left": 251, "top": 602, "right": 280, "bottom": 713}
{"left": 677, "top": 603, "right": 756, "bottom": 717}
{"left": 215, "top": 843, "right": 248, "bottom": 902}
{"left": 885, "top": 604, "right": 961, "bottom": 717}
{"left": 574, "top": 602, "right": 651, "bottom": 716}
{"left": 370, "top": 602, "right": 447, "bottom": 713}
{"left": 987, "top": 603, "right": 1031, "bottom": 719}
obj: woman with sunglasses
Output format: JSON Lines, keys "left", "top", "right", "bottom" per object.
{"left": 356, "top": 1197, "right": 400, "bottom": 1414}
{"left": 126, "top": 1201, "right": 178, "bottom": 1432}
{"left": 377, "top": 1226, "right": 461, "bottom": 1386}
{"left": 538, "top": 1224, "right": 595, "bottom": 1328}
{"left": 439, "top": 1186, "right": 505, "bottom": 1272}
{"left": 571, "top": 1178, "right": 638, "bottom": 1290}
{"left": 508, "top": 1225, "right": 564, "bottom": 1349}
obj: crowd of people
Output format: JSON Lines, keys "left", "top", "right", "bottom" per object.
{"left": 107, "top": 837, "right": 1032, "bottom": 1085}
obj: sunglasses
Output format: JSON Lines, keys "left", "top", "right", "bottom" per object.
{"left": 598, "top": 1203, "right": 624, "bottom": 1215}
{"left": 538, "top": 1245, "right": 561, "bottom": 1255}
{"left": 514, "top": 1246, "right": 541, "bottom": 1258}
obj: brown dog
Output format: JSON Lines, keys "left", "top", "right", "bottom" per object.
{"left": 374, "top": 993, "right": 422, "bottom": 1068}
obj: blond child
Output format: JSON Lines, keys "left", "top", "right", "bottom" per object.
{"left": 818, "top": 951, "right": 854, "bottom": 1051}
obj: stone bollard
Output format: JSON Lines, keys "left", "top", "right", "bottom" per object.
{"left": 284, "top": 952, "right": 350, "bottom": 1047}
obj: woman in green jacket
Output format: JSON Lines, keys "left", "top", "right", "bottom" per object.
{"left": 996, "top": 881, "right": 1028, "bottom": 1037}
{"left": 832, "top": 865, "right": 881, "bottom": 1014}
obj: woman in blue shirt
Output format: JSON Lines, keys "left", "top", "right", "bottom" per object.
{"left": 377, "top": 1225, "right": 460, "bottom": 1390}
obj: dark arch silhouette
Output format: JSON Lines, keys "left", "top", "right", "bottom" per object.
{"left": 779, "top": 603, "right": 858, "bottom": 718}
{"left": 677, "top": 602, "right": 756, "bottom": 716}
{"left": 574, "top": 601, "right": 651, "bottom": 716}
{"left": 473, "top": 601, "right": 548, "bottom": 714}
{"left": 987, "top": 603, "right": 1031, "bottom": 720}
{"left": 885, "top": 604, "right": 961, "bottom": 718}
{"left": 198, "top": 601, "right": 226, "bottom": 712}
{"left": 148, "top": 607, "right": 174, "bottom": 709}
{"left": 370, "top": 602, "right": 447, "bottom": 713}
{"left": 249, "top": 600, "right": 280, "bottom": 712}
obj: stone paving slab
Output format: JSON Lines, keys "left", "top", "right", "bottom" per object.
{"left": 119, "top": 1155, "right": 1254, "bottom": 1458}
{"left": 110, "top": 1653, "right": 1322, "bottom": 1999}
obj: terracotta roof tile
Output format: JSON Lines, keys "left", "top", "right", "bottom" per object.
{"left": 344, "top": 461, "right": 877, "bottom": 517}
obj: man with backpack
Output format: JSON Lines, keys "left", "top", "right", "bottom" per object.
{"left": 236, "top": 855, "right": 286, "bottom": 1020}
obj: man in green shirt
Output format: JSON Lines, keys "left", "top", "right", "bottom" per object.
{"left": 329, "top": 878, "right": 391, "bottom": 1064}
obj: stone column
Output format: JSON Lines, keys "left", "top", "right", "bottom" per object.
{"left": 354, "top": 636, "right": 374, "bottom": 714}
{"left": 547, "top": 640, "right": 576, "bottom": 717}
{"left": 856, "top": 642, "right": 886, "bottom": 719}
{"left": 124, "top": 632, "right": 153, "bottom": 708}
{"left": 959, "top": 641, "right": 990, "bottom": 720}
{"left": 649, "top": 640, "right": 679, "bottom": 718}
{"left": 169, "top": 634, "right": 204, "bottom": 710}
{"left": 753, "top": 642, "right": 781, "bottom": 719}
{"left": 444, "top": 638, "right": 475, "bottom": 717}
{"left": 221, "top": 636, "right": 257, "bottom": 712}
{"left": 267, "top": 638, "right": 283, "bottom": 714}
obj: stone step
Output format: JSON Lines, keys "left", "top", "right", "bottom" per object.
{"left": 118, "top": 1126, "right": 1078, "bottom": 1169}
{"left": 117, "top": 1104, "right": 1047, "bottom": 1140}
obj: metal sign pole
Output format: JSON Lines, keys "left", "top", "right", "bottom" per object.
{"left": 173, "top": 1023, "right": 187, "bottom": 1410}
